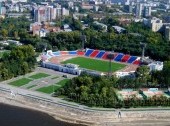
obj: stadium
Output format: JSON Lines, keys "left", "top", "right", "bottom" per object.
{"left": 41, "top": 48, "right": 141, "bottom": 76}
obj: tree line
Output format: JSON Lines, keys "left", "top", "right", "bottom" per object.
{"left": 0, "top": 45, "right": 36, "bottom": 81}
{"left": 55, "top": 63, "right": 170, "bottom": 108}
{"left": 0, "top": 17, "right": 170, "bottom": 61}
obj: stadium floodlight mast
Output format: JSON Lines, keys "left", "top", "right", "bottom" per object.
{"left": 80, "top": 34, "right": 86, "bottom": 50}
{"left": 140, "top": 42, "right": 147, "bottom": 63}
{"left": 107, "top": 52, "right": 114, "bottom": 77}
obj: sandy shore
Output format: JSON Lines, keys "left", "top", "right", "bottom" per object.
{"left": 1, "top": 92, "right": 170, "bottom": 126}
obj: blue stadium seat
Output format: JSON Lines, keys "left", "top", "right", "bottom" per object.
{"left": 85, "top": 49, "right": 94, "bottom": 57}
{"left": 69, "top": 51, "right": 77, "bottom": 55}
{"left": 53, "top": 52, "right": 60, "bottom": 56}
{"left": 96, "top": 51, "right": 105, "bottom": 58}
{"left": 127, "top": 56, "right": 137, "bottom": 63}
{"left": 114, "top": 54, "right": 124, "bottom": 61}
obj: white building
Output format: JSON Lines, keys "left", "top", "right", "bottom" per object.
{"left": 148, "top": 61, "right": 163, "bottom": 71}
{"left": 93, "top": 21, "right": 107, "bottom": 32}
{"left": 148, "top": 17, "right": 163, "bottom": 32}
{"left": 165, "top": 26, "right": 170, "bottom": 41}
{"left": 115, "top": 71, "right": 135, "bottom": 78}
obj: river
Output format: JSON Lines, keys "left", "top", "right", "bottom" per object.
{"left": 0, "top": 103, "right": 84, "bottom": 126}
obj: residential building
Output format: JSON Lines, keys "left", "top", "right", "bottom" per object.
{"left": 135, "top": 3, "right": 143, "bottom": 17}
{"left": 56, "top": 5, "right": 62, "bottom": 18}
{"left": 34, "top": 6, "right": 57, "bottom": 22}
{"left": 8, "top": 13, "right": 31, "bottom": 18}
{"left": 62, "top": 7, "right": 69, "bottom": 16}
{"left": 165, "top": 26, "right": 170, "bottom": 41}
{"left": 148, "top": 17, "right": 163, "bottom": 32}
{"left": 144, "top": 6, "right": 151, "bottom": 17}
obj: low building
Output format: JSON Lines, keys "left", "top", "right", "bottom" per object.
{"left": 112, "top": 26, "right": 126, "bottom": 34}
{"left": 0, "top": 40, "right": 22, "bottom": 46}
{"left": 93, "top": 21, "right": 107, "bottom": 32}
{"left": 7, "top": 13, "right": 31, "bottom": 19}
{"left": 148, "top": 61, "right": 163, "bottom": 71}
{"left": 115, "top": 71, "right": 135, "bottom": 78}
{"left": 30, "top": 22, "right": 60, "bottom": 37}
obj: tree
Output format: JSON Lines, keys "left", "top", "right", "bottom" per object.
{"left": 162, "top": 61, "right": 170, "bottom": 87}
{"left": 1, "top": 29, "right": 8, "bottom": 40}
{"left": 0, "top": 68, "right": 9, "bottom": 80}
{"left": 0, "top": 45, "right": 36, "bottom": 81}
{"left": 21, "top": 62, "right": 29, "bottom": 75}
{"left": 135, "top": 65, "right": 150, "bottom": 85}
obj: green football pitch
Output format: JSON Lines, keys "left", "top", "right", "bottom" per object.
{"left": 61, "top": 57, "right": 126, "bottom": 72}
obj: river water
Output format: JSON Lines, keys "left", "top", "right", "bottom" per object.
{"left": 0, "top": 103, "right": 83, "bottom": 126}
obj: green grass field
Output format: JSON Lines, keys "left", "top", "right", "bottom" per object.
{"left": 56, "top": 79, "right": 69, "bottom": 87}
{"left": 36, "top": 79, "right": 69, "bottom": 94}
{"left": 36, "top": 85, "right": 60, "bottom": 94}
{"left": 29, "top": 73, "right": 50, "bottom": 79}
{"left": 62, "top": 57, "right": 126, "bottom": 72}
{"left": 9, "top": 78, "right": 32, "bottom": 87}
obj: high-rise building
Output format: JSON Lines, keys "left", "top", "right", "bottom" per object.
{"left": 34, "top": 6, "right": 55, "bottom": 22}
{"left": 135, "top": 3, "right": 143, "bottom": 17}
{"left": 144, "top": 6, "right": 151, "bottom": 17}
{"left": 56, "top": 4, "right": 62, "bottom": 18}
{"left": 128, "top": 5, "right": 133, "bottom": 13}
{"left": 167, "top": 0, "right": 170, "bottom": 4}
{"left": 62, "top": 7, "right": 69, "bottom": 16}
{"left": 165, "top": 26, "right": 170, "bottom": 41}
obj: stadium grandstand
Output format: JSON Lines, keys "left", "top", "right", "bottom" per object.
{"left": 40, "top": 48, "right": 142, "bottom": 77}
{"left": 42, "top": 48, "right": 141, "bottom": 65}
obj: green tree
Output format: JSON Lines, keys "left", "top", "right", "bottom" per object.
{"left": 136, "top": 65, "right": 150, "bottom": 85}
{"left": 1, "top": 29, "right": 8, "bottom": 40}
{"left": 162, "top": 61, "right": 170, "bottom": 87}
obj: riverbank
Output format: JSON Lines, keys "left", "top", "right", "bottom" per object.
{"left": 0, "top": 94, "right": 91, "bottom": 126}
{"left": 0, "top": 103, "right": 82, "bottom": 126}
{"left": 1, "top": 85, "right": 170, "bottom": 126}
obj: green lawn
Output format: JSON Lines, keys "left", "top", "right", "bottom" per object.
{"left": 36, "top": 79, "right": 69, "bottom": 94}
{"left": 62, "top": 57, "right": 126, "bottom": 72}
{"left": 29, "top": 73, "right": 50, "bottom": 79}
{"left": 9, "top": 78, "right": 32, "bottom": 87}
{"left": 27, "top": 85, "right": 36, "bottom": 89}
{"left": 56, "top": 79, "right": 69, "bottom": 87}
{"left": 36, "top": 85, "right": 61, "bottom": 94}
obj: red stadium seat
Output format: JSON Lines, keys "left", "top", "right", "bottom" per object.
{"left": 90, "top": 50, "right": 99, "bottom": 58}
{"left": 77, "top": 51, "right": 85, "bottom": 56}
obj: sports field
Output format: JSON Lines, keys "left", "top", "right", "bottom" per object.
{"left": 62, "top": 57, "right": 126, "bottom": 72}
